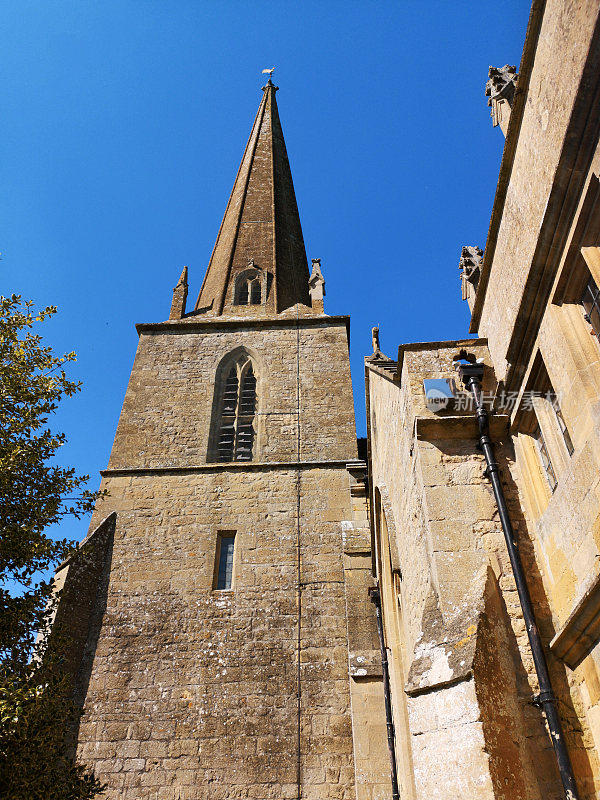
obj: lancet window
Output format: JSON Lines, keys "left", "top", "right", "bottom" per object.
{"left": 215, "top": 357, "right": 257, "bottom": 462}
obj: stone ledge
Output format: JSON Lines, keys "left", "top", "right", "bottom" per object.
{"left": 405, "top": 568, "right": 489, "bottom": 697}
{"left": 341, "top": 520, "right": 371, "bottom": 555}
{"left": 101, "top": 459, "right": 360, "bottom": 477}
{"left": 135, "top": 314, "right": 350, "bottom": 336}
{"left": 550, "top": 571, "right": 600, "bottom": 669}
{"left": 415, "top": 414, "right": 509, "bottom": 441}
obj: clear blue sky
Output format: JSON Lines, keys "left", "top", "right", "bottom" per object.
{"left": 3, "top": 0, "right": 530, "bottom": 544}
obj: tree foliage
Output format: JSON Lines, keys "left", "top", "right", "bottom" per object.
{"left": 0, "top": 295, "right": 104, "bottom": 798}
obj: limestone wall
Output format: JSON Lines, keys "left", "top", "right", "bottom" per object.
{"left": 73, "top": 466, "right": 384, "bottom": 799}
{"left": 108, "top": 319, "right": 356, "bottom": 469}
{"left": 470, "top": 0, "right": 600, "bottom": 790}
{"left": 56, "top": 309, "right": 392, "bottom": 799}
{"left": 476, "top": 0, "right": 600, "bottom": 379}
{"left": 365, "top": 340, "right": 595, "bottom": 798}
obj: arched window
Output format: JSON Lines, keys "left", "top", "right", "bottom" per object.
{"left": 234, "top": 270, "right": 262, "bottom": 306}
{"left": 215, "top": 356, "right": 257, "bottom": 462}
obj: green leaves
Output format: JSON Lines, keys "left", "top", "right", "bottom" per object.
{"left": 0, "top": 295, "right": 105, "bottom": 798}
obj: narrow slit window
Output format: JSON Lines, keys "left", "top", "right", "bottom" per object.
{"left": 216, "top": 534, "right": 236, "bottom": 590}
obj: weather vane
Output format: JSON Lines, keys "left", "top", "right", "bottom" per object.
{"left": 261, "top": 67, "right": 275, "bottom": 81}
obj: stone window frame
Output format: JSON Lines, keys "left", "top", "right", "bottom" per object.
{"left": 513, "top": 353, "right": 574, "bottom": 517}
{"left": 207, "top": 347, "right": 262, "bottom": 463}
{"left": 551, "top": 174, "right": 600, "bottom": 366}
{"left": 372, "top": 486, "right": 414, "bottom": 794}
{"left": 213, "top": 531, "right": 237, "bottom": 591}
{"left": 233, "top": 267, "right": 265, "bottom": 306}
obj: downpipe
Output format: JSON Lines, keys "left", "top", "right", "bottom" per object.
{"left": 369, "top": 586, "right": 401, "bottom": 800}
{"left": 456, "top": 361, "right": 580, "bottom": 800}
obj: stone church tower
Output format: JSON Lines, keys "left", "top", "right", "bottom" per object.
{"left": 53, "top": 80, "right": 391, "bottom": 799}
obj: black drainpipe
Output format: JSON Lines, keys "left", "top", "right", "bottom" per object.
{"left": 369, "top": 586, "right": 401, "bottom": 800}
{"left": 457, "top": 360, "right": 580, "bottom": 800}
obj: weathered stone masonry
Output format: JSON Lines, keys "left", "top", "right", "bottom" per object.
{"left": 54, "top": 79, "right": 392, "bottom": 800}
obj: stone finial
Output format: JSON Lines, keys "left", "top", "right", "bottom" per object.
{"left": 459, "top": 246, "right": 483, "bottom": 312}
{"left": 170, "top": 265, "right": 188, "bottom": 320}
{"left": 371, "top": 326, "right": 382, "bottom": 357}
{"left": 485, "top": 65, "right": 517, "bottom": 135}
{"left": 309, "top": 258, "right": 326, "bottom": 313}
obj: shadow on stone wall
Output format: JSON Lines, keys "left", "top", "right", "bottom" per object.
{"left": 493, "top": 444, "right": 596, "bottom": 799}
{"left": 50, "top": 513, "right": 115, "bottom": 760}
{"left": 475, "top": 568, "right": 555, "bottom": 799}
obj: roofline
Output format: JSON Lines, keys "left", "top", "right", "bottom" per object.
{"left": 469, "top": 0, "right": 546, "bottom": 332}
{"left": 394, "top": 337, "right": 486, "bottom": 383}
{"left": 136, "top": 314, "right": 350, "bottom": 337}
{"left": 194, "top": 87, "right": 268, "bottom": 312}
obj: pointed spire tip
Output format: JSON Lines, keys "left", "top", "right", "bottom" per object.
{"left": 176, "top": 265, "right": 188, "bottom": 286}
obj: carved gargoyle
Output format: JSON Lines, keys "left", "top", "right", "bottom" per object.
{"left": 459, "top": 246, "right": 483, "bottom": 299}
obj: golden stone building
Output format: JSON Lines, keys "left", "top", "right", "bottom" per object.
{"left": 52, "top": 80, "right": 392, "bottom": 799}
{"left": 53, "top": 1, "right": 600, "bottom": 798}
{"left": 365, "top": 0, "right": 600, "bottom": 797}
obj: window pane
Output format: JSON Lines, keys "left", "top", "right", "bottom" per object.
{"left": 581, "top": 276, "right": 600, "bottom": 337}
{"left": 250, "top": 280, "right": 261, "bottom": 305}
{"left": 238, "top": 281, "right": 249, "bottom": 305}
{"left": 534, "top": 425, "right": 557, "bottom": 492}
{"left": 555, "top": 406, "right": 574, "bottom": 457}
{"left": 216, "top": 536, "right": 235, "bottom": 589}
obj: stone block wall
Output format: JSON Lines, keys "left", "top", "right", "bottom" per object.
{"left": 108, "top": 318, "right": 356, "bottom": 470}
{"left": 55, "top": 312, "right": 391, "bottom": 799}
{"left": 365, "top": 339, "right": 599, "bottom": 797}
{"left": 475, "top": 0, "right": 600, "bottom": 380}
{"left": 468, "top": 0, "right": 600, "bottom": 790}
{"left": 74, "top": 466, "right": 372, "bottom": 799}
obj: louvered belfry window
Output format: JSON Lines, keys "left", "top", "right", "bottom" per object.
{"left": 216, "top": 358, "right": 256, "bottom": 462}
{"left": 234, "top": 272, "right": 262, "bottom": 306}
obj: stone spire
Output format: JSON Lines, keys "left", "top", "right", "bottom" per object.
{"left": 194, "top": 80, "right": 310, "bottom": 316}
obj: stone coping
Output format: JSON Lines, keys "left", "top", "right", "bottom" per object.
{"left": 395, "top": 337, "right": 487, "bottom": 382}
{"left": 469, "top": 1, "right": 545, "bottom": 331}
{"left": 415, "top": 413, "right": 510, "bottom": 441}
{"left": 55, "top": 511, "right": 116, "bottom": 573}
{"left": 135, "top": 314, "right": 350, "bottom": 336}
{"left": 101, "top": 459, "right": 367, "bottom": 477}
{"left": 550, "top": 570, "right": 600, "bottom": 669}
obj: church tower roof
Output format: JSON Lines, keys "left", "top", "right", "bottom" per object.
{"left": 194, "top": 80, "right": 311, "bottom": 316}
